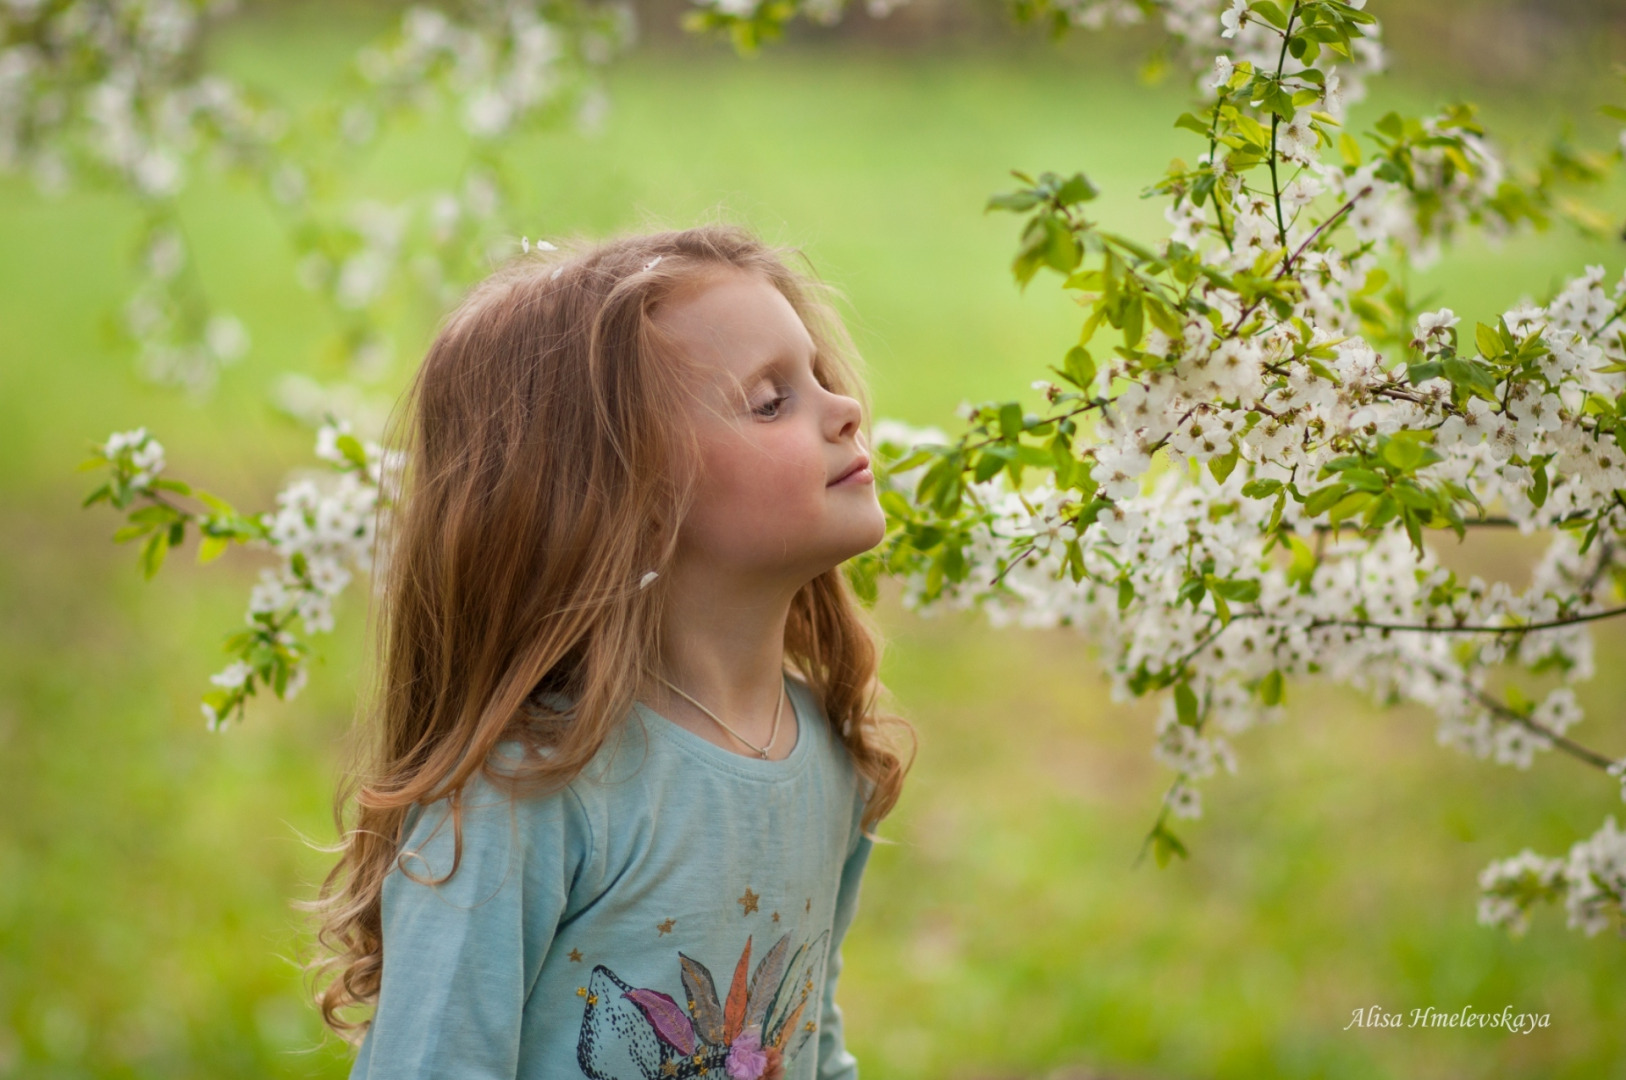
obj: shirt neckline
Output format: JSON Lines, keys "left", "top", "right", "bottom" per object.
{"left": 634, "top": 671, "right": 816, "bottom": 781}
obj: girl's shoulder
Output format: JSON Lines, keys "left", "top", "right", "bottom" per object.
{"left": 394, "top": 746, "right": 599, "bottom": 890}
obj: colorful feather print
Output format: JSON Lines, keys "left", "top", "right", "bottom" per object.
{"left": 576, "top": 929, "right": 830, "bottom": 1080}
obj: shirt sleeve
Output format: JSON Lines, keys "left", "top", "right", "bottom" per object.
{"left": 814, "top": 824, "right": 875, "bottom": 1080}
{"left": 349, "top": 768, "right": 591, "bottom": 1080}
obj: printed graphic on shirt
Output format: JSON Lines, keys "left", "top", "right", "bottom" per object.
{"left": 576, "top": 928, "right": 830, "bottom": 1080}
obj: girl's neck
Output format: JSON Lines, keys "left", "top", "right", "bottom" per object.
{"left": 650, "top": 562, "right": 802, "bottom": 760}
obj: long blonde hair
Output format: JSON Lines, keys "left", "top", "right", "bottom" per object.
{"left": 302, "top": 222, "right": 915, "bottom": 1042}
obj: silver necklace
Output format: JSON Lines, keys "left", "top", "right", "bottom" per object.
{"left": 656, "top": 671, "right": 786, "bottom": 759}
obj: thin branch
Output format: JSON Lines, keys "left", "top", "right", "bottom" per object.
{"left": 1206, "top": 94, "right": 1236, "bottom": 252}
{"left": 989, "top": 543, "right": 1037, "bottom": 587}
{"left": 1287, "top": 185, "right": 1371, "bottom": 268}
{"left": 1450, "top": 674, "right": 1620, "bottom": 772}
{"left": 1310, "top": 510, "right": 1592, "bottom": 534}
{"left": 1265, "top": 3, "right": 1299, "bottom": 256}
{"left": 960, "top": 397, "right": 1106, "bottom": 455}
{"left": 1172, "top": 616, "right": 1228, "bottom": 675}
{"left": 1308, "top": 605, "right": 1626, "bottom": 635}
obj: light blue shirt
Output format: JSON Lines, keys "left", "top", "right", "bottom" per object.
{"left": 350, "top": 672, "right": 873, "bottom": 1080}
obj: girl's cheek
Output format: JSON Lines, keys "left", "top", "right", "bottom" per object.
{"left": 712, "top": 433, "right": 825, "bottom": 521}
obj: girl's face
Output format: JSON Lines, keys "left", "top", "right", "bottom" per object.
{"left": 655, "top": 267, "right": 885, "bottom": 586}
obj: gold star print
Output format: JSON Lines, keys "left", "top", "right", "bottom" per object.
{"left": 804, "top": 1021, "right": 816, "bottom": 1032}
{"left": 661, "top": 1064, "right": 677, "bottom": 1077}
{"left": 656, "top": 918, "right": 676, "bottom": 935}
{"left": 576, "top": 987, "right": 587, "bottom": 997}
{"left": 588, "top": 994, "right": 598, "bottom": 1006}
{"left": 771, "top": 911, "right": 780, "bottom": 923}
{"left": 738, "top": 887, "right": 760, "bottom": 916}
{"left": 568, "top": 948, "right": 583, "bottom": 962}
{"left": 804, "top": 897, "right": 811, "bottom": 913}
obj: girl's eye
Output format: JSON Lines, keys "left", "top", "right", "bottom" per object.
{"left": 753, "top": 393, "right": 789, "bottom": 419}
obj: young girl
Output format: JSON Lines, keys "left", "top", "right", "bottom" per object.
{"left": 306, "top": 223, "right": 915, "bottom": 1080}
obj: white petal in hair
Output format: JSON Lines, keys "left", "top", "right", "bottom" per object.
{"left": 639, "top": 570, "right": 659, "bottom": 589}
{"left": 642, "top": 256, "right": 663, "bottom": 272}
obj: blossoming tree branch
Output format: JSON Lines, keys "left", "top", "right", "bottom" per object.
{"left": 856, "top": 0, "right": 1626, "bottom": 940}
{"left": 29, "top": 0, "right": 1623, "bottom": 936}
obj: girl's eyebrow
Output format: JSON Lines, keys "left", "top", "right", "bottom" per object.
{"left": 740, "top": 342, "right": 816, "bottom": 385}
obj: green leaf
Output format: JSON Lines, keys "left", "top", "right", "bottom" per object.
{"left": 1062, "top": 345, "right": 1096, "bottom": 391}
{"left": 987, "top": 190, "right": 1041, "bottom": 213}
{"left": 845, "top": 552, "right": 880, "bottom": 606}
{"left": 1342, "top": 468, "right": 1387, "bottom": 493}
{"left": 1337, "top": 132, "right": 1362, "bottom": 167}
{"left": 1364, "top": 491, "right": 1399, "bottom": 529}
{"left": 1391, "top": 481, "right": 1434, "bottom": 510}
{"left": 1208, "top": 443, "right": 1240, "bottom": 483}
{"left": 1211, "top": 577, "right": 1261, "bottom": 603}
{"left": 1122, "top": 295, "right": 1144, "bottom": 350}
{"left": 1267, "top": 490, "right": 1287, "bottom": 532}
{"left": 196, "top": 490, "right": 236, "bottom": 514}
{"left": 1055, "top": 172, "right": 1101, "bottom": 206}
{"left": 1474, "top": 322, "right": 1504, "bottom": 360}
{"left": 128, "top": 505, "right": 175, "bottom": 526}
{"left": 1403, "top": 507, "right": 1424, "bottom": 554}
{"left": 1304, "top": 482, "right": 1349, "bottom": 517}
{"left": 1175, "top": 112, "right": 1212, "bottom": 137}
{"left": 999, "top": 402, "right": 1023, "bottom": 441}
{"left": 139, "top": 530, "right": 169, "bottom": 580}
{"left": 1151, "top": 821, "right": 1189, "bottom": 868}
{"left": 1405, "top": 364, "right": 1445, "bottom": 392}
{"left": 1258, "top": 669, "right": 1285, "bottom": 707}
{"left": 1285, "top": 534, "right": 1317, "bottom": 591}
{"left": 1146, "top": 297, "right": 1184, "bottom": 338}
{"left": 1117, "top": 576, "right": 1135, "bottom": 611}
{"left": 1530, "top": 459, "right": 1550, "bottom": 508}
{"left": 197, "top": 533, "right": 229, "bottom": 565}
{"left": 1241, "top": 477, "right": 1283, "bottom": 498}
{"left": 1249, "top": 0, "right": 1288, "bottom": 29}
{"left": 1175, "top": 681, "right": 1200, "bottom": 726}
{"left": 973, "top": 448, "right": 1007, "bottom": 483}
{"left": 1381, "top": 434, "right": 1426, "bottom": 472}
{"left": 1327, "top": 490, "right": 1374, "bottom": 525}
{"left": 1441, "top": 355, "right": 1500, "bottom": 403}
{"left": 336, "top": 434, "right": 369, "bottom": 470}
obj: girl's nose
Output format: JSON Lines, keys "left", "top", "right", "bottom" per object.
{"left": 824, "top": 388, "right": 863, "bottom": 442}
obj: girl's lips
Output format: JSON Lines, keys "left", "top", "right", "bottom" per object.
{"left": 828, "top": 456, "right": 872, "bottom": 486}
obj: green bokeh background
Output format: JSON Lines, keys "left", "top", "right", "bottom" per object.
{"left": 2, "top": 3, "right": 1624, "bottom": 1077}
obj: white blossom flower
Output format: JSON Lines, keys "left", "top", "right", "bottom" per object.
{"left": 209, "top": 660, "right": 253, "bottom": 690}
{"left": 1413, "top": 307, "right": 1460, "bottom": 347}
{"left": 1277, "top": 111, "right": 1319, "bottom": 165}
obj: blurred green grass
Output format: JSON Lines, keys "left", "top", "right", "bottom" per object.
{"left": 2, "top": 8, "right": 1625, "bottom": 1078}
